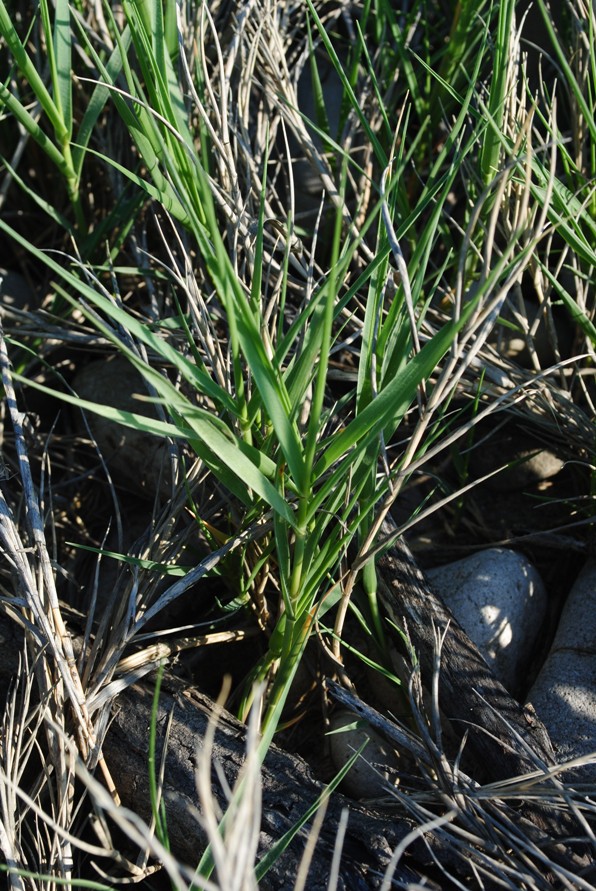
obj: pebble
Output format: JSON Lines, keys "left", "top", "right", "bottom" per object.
{"left": 427, "top": 548, "right": 548, "bottom": 695}
{"left": 527, "top": 558, "right": 596, "bottom": 781}
{"left": 470, "top": 431, "right": 564, "bottom": 492}
{"left": 327, "top": 708, "right": 402, "bottom": 799}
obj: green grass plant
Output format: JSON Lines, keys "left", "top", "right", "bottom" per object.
{"left": 0, "top": 0, "right": 595, "bottom": 887}
{"left": 0, "top": 0, "right": 133, "bottom": 235}
{"left": 4, "top": 0, "right": 488, "bottom": 744}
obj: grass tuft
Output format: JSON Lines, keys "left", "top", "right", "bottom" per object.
{"left": 0, "top": 0, "right": 594, "bottom": 886}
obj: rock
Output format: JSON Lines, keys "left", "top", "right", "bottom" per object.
{"left": 427, "top": 549, "right": 548, "bottom": 695}
{"left": 496, "top": 447, "right": 565, "bottom": 491}
{"left": 0, "top": 268, "right": 37, "bottom": 312}
{"left": 73, "top": 354, "right": 175, "bottom": 500}
{"left": 327, "top": 708, "right": 401, "bottom": 799}
{"left": 527, "top": 559, "right": 596, "bottom": 781}
{"left": 470, "top": 431, "right": 564, "bottom": 492}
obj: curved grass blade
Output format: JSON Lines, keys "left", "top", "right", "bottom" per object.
{"left": 72, "top": 23, "right": 132, "bottom": 178}
{"left": 14, "top": 370, "right": 295, "bottom": 524}
{"left": 313, "top": 302, "right": 479, "bottom": 483}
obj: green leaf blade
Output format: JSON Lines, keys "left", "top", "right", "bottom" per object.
{"left": 53, "top": 0, "right": 72, "bottom": 140}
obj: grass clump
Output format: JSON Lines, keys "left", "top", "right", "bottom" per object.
{"left": 0, "top": 0, "right": 594, "bottom": 888}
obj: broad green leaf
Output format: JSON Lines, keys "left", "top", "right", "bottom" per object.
{"left": 306, "top": 18, "right": 332, "bottom": 140}
{"left": 123, "top": 0, "right": 194, "bottom": 148}
{"left": 305, "top": 442, "right": 370, "bottom": 526}
{"left": 75, "top": 142, "right": 190, "bottom": 224}
{"left": 73, "top": 20, "right": 193, "bottom": 223}
{"left": 59, "top": 288, "right": 294, "bottom": 518}
{"left": 12, "top": 372, "right": 186, "bottom": 440}
{"left": 313, "top": 304, "right": 478, "bottom": 482}
{"left": 356, "top": 215, "right": 393, "bottom": 414}
{"left": 180, "top": 408, "right": 296, "bottom": 525}
{"left": 198, "top": 205, "right": 307, "bottom": 490}
{"left": 68, "top": 544, "right": 191, "bottom": 577}
{"left": 280, "top": 245, "right": 359, "bottom": 416}
{"left": 0, "top": 222, "right": 201, "bottom": 397}
{"left": 73, "top": 26, "right": 133, "bottom": 177}
{"left": 0, "top": 217, "right": 296, "bottom": 522}
{"left": 274, "top": 509, "right": 292, "bottom": 613}
{"left": 15, "top": 371, "right": 295, "bottom": 526}
{"left": 53, "top": 0, "right": 72, "bottom": 140}
{"left": 479, "top": 0, "right": 515, "bottom": 184}
{"left": 71, "top": 284, "right": 239, "bottom": 417}
{"left": 234, "top": 301, "right": 306, "bottom": 492}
